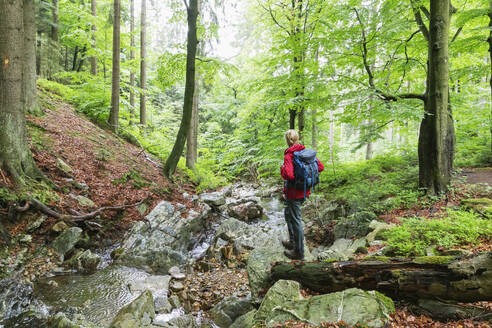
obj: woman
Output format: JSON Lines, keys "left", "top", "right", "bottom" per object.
{"left": 280, "top": 129, "right": 324, "bottom": 260}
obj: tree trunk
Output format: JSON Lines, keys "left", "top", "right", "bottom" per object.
{"left": 0, "top": 0, "right": 42, "bottom": 184}
{"left": 90, "top": 0, "right": 97, "bottom": 76}
{"left": 108, "top": 0, "right": 120, "bottom": 133}
{"left": 139, "top": 0, "right": 147, "bottom": 125}
{"left": 129, "top": 0, "right": 135, "bottom": 120}
{"left": 23, "top": 0, "right": 40, "bottom": 115}
{"left": 417, "top": 0, "right": 454, "bottom": 194}
{"left": 365, "top": 120, "right": 374, "bottom": 160}
{"left": 489, "top": 1, "right": 492, "bottom": 151}
{"left": 289, "top": 109, "right": 296, "bottom": 129}
{"left": 186, "top": 0, "right": 201, "bottom": 170}
{"left": 329, "top": 111, "right": 334, "bottom": 154}
{"left": 311, "top": 108, "right": 317, "bottom": 150}
{"left": 271, "top": 253, "right": 492, "bottom": 302}
{"left": 186, "top": 71, "right": 199, "bottom": 170}
{"left": 163, "top": 0, "right": 198, "bottom": 178}
{"left": 76, "top": 45, "right": 87, "bottom": 72}
{"left": 72, "top": 46, "right": 79, "bottom": 71}
{"left": 36, "top": 31, "right": 41, "bottom": 75}
{"left": 51, "top": 0, "right": 59, "bottom": 42}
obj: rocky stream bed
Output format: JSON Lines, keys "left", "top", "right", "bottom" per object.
{"left": 0, "top": 183, "right": 489, "bottom": 328}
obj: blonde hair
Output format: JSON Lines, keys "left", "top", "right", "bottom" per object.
{"left": 285, "top": 129, "right": 299, "bottom": 147}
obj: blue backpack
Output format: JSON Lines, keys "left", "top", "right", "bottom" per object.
{"left": 287, "top": 148, "right": 320, "bottom": 198}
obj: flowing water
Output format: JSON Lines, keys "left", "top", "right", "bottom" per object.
{"left": 31, "top": 189, "right": 287, "bottom": 327}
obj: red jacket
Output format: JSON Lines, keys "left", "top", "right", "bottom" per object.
{"left": 281, "top": 144, "right": 324, "bottom": 199}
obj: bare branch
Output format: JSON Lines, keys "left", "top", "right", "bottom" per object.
{"left": 353, "top": 8, "right": 374, "bottom": 87}
{"left": 257, "top": 0, "right": 291, "bottom": 35}
{"left": 411, "top": 1, "right": 429, "bottom": 41}
{"left": 182, "top": 0, "right": 188, "bottom": 10}
{"left": 450, "top": 27, "right": 463, "bottom": 43}
{"left": 420, "top": 6, "right": 430, "bottom": 20}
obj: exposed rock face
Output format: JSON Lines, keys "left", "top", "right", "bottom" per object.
{"left": 129, "top": 275, "right": 172, "bottom": 313}
{"left": 116, "top": 201, "right": 211, "bottom": 274}
{"left": 110, "top": 290, "right": 155, "bottom": 328}
{"left": 52, "top": 227, "right": 83, "bottom": 259}
{"left": 333, "top": 211, "right": 376, "bottom": 240}
{"left": 317, "top": 237, "right": 367, "bottom": 261}
{"left": 210, "top": 293, "right": 254, "bottom": 328}
{"left": 230, "top": 310, "right": 256, "bottom": 328}
{"left": 253, "top": 280, "right": 302, "bottom": 323}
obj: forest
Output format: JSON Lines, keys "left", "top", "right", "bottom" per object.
{"left": 0, "top": 0, "right": 491, "bottom": 327}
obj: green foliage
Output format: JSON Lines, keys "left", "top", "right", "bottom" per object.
{"left": 112, "top": 169, "right": 150, "bottom": 189}
{"left": 320, "top": 153, "right": 421, "bottom": 213}
{"left": 384, "top": 209, "right": 492, "bottom": 256}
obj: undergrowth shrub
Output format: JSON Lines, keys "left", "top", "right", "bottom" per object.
{"left": 383, "top": 209, "right": 492, "bottom": 256}
{"left": 320, "top": 153, "right": 420, "bottom": 213}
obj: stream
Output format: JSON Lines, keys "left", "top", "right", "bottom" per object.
{"left": 9, "top": 184, "right": 288, "bottom": 328}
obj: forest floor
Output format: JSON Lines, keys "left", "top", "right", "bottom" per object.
{"left": 1, "top": 91, "right": 491, "bottom": 327}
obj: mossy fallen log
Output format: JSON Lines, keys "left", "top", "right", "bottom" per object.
{"left": 270, "top": 253, "right": 492, "bottom": 302}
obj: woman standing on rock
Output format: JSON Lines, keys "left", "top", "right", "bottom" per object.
{"left": 280, "top": 129, "right": 324, "bottom": 260}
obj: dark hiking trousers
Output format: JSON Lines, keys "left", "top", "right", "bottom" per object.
{"left": 284, "top": 198, "right": 305, "bottom": 257}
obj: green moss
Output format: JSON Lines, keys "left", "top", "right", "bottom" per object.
{"left": 413, "top": 256, "right": 456, "bottom": 265}
{"left": 324, "top": 258, "right": 338, "bottom": 263}
{"left": 27, "top": 121, "right": 53, "bottom": 151}
{"left": 374, "top": 290, "right": 396, "bottom": 313}
{"left": 112, "top": 169, "right": 150, "bottom": 189}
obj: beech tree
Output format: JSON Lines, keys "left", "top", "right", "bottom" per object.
{"left": 90, "top": 0, "right": 97, "bottom": 76}
{"left": 109, "top": 0, "right": 120, "bottom": 132}
{"left": 164, "top": 0, "right": 198, "bottom": 177}
{"left": 129, "top": 0, "right": 135, "bottom": 119}
{"left": 140, "top": 0, "right": 147, "bottom": 125}
{"left": 24, "top": 0, "right": 40, "bottom": 115}
{"left": 0, "top": 0, "right": 42, "bottom": 184}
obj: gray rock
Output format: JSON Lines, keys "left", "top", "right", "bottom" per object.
{"left": 333, "top": 211, "right": 376, "bottom": 240}
{"left": 65, "top": 249, "right": 101, "bottom": 273}
{"left": 73, "top": 181, "right": 89, "bottom": 191}
{"left": 52, "top": 227, "right": 83, "bottom": 258}
{"left": 110, "top": 290, "right": 155, "bottom": 328}
{"left": 247, "top": 244, "right": 314, "bottom": 299}
{"left": 0, "top": 278, "right": 34, "bottom": 321}
{"left": 137, "top": 202, "right": 150, "bottom": 216}
{"left": 168, "top": 266, "right": 185, "bottom": 280}
{"left": 116, "top": 201, "right": 210, "bottom": 273}
{"left": 254, "top": 280, "right": 302, "bottom": 323}
{"left": 130, "top": 275, "right": 172, "bottom": 313}
{"left": 52, "top": 221, "right": 69, "bottom": 233}
{"left": 318, "top": 237, "right": 367, "bottom": 261}
{"left": 27, "top": 215, "right": 46, "bottom": 232}
{"left": 56, "top": 158, "right": 73, "bottom": 175}
{"left": 367, "top": 220, "right": 395, "bottom": 243}
{"left": 200, "top": 192, "right": 226, "bottom": 207}
{"left": 262, "top": 287, "right": 395, "bottom": 328}
{"left": 169, "top": 281, "right": 184, "bottom": 292}
{"left": 154, "top": 314, "right": 198, "bottom": 328}
{"left": 230, "top": 310, "right": 256, "bottom": 328}
{"left": 210, "top": 293, "right": 254, "bottom": 328}
{"left": 228, "top": 201, "right": 264, "bottom": 222}
{"left": 74, "top": 195, "right": 96, "bottom": 208}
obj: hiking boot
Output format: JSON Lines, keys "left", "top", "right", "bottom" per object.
{"left": 281, "top": 239, "right": 294, "bottom": 250}
{"left": 284, "top": 249, "right": 304, "bottom": 261}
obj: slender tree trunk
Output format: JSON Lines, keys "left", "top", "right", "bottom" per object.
{"left": 139, "top": 0, "right": 147, "bottom": 125}
{"left": 186, "top": 0, "right": 201, "bottom": 170}
{"left": 51, "top": 0, "right": 59, "bottom": 41}
{"left": 64, "top": 46, "right": 68, "bottom": 71}
{"left": 417, "top": 0, "right": 454, "bottom": 194}
{"left": 72, "top": 46, "right": 79, "bottom": 71}
{"left": 489, "top": 1, "right": 492, "bottom": 151}
{"left": 164, "top": 0, "right": 198, "bottom": 177}
{"left": 311, "top": 108, "right": 317, "bottom": 150}
{"left": 289, "top": 110, "right": 296, "bottom": 129}
{"left": 36, "top": 31, "right": 41, "bottom": 75}
{"left": 365, "top": 119, "right": 374, "bottom": 160}
{"left": 329, "top": 111, "right": 334, "bottom": 154}
{"left": 109, "top": 0, "right": 120, "bottom": 133}
{"left": 76, "top": 45, "right": 87, "bottom": 72}
{"left": 0, "top": 0, "right": 42, "bottom": 184}
{"left": 90, "top": 0, "right": 97, "bottom": 76}
{"left": 23, "top": 0, "right": 40, "bottom": 115}
{"left": 129, "top": 0, "right": 135, "bottom": 120}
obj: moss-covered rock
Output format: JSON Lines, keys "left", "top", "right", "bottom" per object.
{"left": 52, "top": 227, "right": 82, "bottom": 259}
{"left": 230, "top": 310, "right": 256, "bottom": 328}
{"left": 262, "top": 288, "right": 395, "bottom": 328}
{"left": 110, "top": 290, "right": 155, "bottom": 328}
{"left": 210, "top": 294, "right": 254, "bottom": 328}
{"left": 254, "top": 280, "right": 303, "bottom": 323}
{"left": 461, "top": 198, "right": 492, "bottom": 218}
{"left": 413, "top": 256, "right": 456, "bottom": 265}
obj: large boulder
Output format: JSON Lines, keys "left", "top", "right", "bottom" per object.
{"left": 366, "top": 220, "right": 395, "bottom": 243}
{"left": 247, "top": 244, "right": 314, "bottom": 299}
{"left": 262, "top": 287, "right": 395, "bottom": 328}
{"left": 210, "top": 293, "right": 254, "bottom": 328}
{"left": 230, "top": 310, "right": 256, "bottom": 328}
{"left": 116, "top": 201, "right": 210, "bottom": 273}
{"left": 333, "top": 211, "right": 376, "bottom": 240}
{"left": 52, "top": 227, "right": 83, "bottom": 259}
{"left": 253, "top": 280, "right": 302, "bottom": 323}
{"left": 110, "top": 290, "right": 155, "bottom": 328}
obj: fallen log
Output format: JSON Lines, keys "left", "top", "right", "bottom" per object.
{"left": 270, "top": 253, "right": 492, "bottom": 302}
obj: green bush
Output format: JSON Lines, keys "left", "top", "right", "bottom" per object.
{"left": 319, "top": 153, "right": 420, "bottom": 213}
{"left": 384, "top": 209, "right": 492, "bottom": 256}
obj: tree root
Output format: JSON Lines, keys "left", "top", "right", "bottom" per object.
{"left": 16, "top": 197, "right": 147, "bottom": 222}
